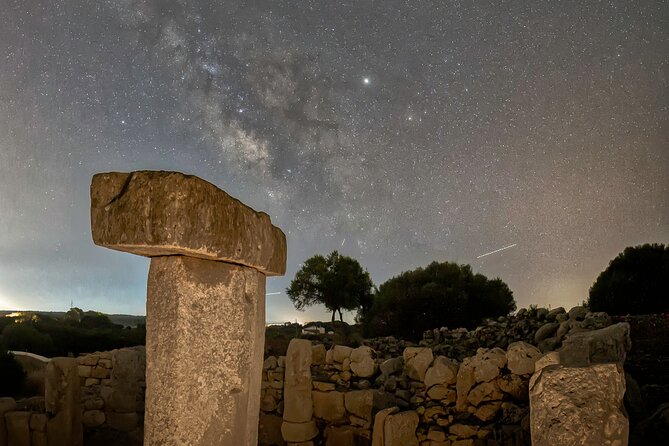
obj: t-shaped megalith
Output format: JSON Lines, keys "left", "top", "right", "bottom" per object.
{"left": 90, "top": 171, "right": 287, "bottom": 446}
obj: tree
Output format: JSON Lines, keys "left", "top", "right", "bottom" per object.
{"left": 361, "top": 261, "right": 516, "bottom": 340}
{"left": 588, "top": 243, "right": 669, "bottom": 315}
{"left": 287, "top": 251, "right": 374, "bottom": 322}
{"left": 0, "top": 341, "right": 25, "bottom": 397}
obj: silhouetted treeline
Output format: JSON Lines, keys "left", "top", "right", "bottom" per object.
{"left": 0, "top": 308, "right": 145, "bottom": 357}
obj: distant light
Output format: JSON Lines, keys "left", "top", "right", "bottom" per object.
{"left": 363, "top": 77, "right": 370, "bottom": 85}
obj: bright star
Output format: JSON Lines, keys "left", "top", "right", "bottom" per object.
{"left": 363, "top": 77, "right": 370, "bottom": 85}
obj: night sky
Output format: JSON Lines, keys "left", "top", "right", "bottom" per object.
{"left": 1, "top": 0, "right": 667, "bottom": 322}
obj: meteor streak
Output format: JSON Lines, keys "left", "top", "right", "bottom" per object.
{"left": 477, "top": 243, "right": 517, "bottom": 259}
{"left": 265, "top": 292, "right": 281, "bottom": 296}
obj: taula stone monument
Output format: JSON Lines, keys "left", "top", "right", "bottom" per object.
{"left": 90, "top": 171, "right": 286, "bottom": 446}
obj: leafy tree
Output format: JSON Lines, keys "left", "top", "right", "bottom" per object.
{"left": 361, "top": 261, "right": 516, "bottom": 340}
{"left": 287, "top": 251, "right": 374, "bottom": 322}
{"left": 588, "top": 243, "right": 669, "bottom": 315}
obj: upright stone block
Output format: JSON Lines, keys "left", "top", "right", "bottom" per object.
{"left": 0, "top": 398, "right": 17, "bottom": 446}
{"left": 4, "top": 412, "right": 30, "bottom": 446}
{"left": 145, "top": 256, "right": 267, "bottom": 445}
{"left": 529, "top": 363, "right": 628, "bottom": 446}
{"left": 283, "top": 339, "right": 313, "bottom": 423}
{"left": 45, "top": 357, "right": 83, "bottom": 446}
{"left": 90, "top": 171, "right": 287, "bottom": 446}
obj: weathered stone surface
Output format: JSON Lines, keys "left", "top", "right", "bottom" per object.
{"left": 455, "top": 357, "right": 475, "bottom": 411}
{"left": 144, "top": 256, "right": 266, "bottom": 446}
{"left": 311, "top": 345, "right": 326, "bottom": 366}
{"left": 31, "top": 431, "right": 47, "bottom": 446}
{"left": 383, "top": 411, "right": 419, "bottom": 446}
{"left": 82, "top": 410, "right": 106, "bottom": 428}
{"left": 380, "top": 357, "right": 403, "bottom": 376}
{"left": 91, "top": 171, "right": 286, "bottom": 276}
{"left": 312, "top": 391, "right": 346, "bottom": 422}
{"left": 371, "top": 406, "right": 399, "bottom": 446}
{"left": 403, "top": 347, "right": 433, "bottom": 382}
{"left": 332, "top": 345, "right": 353, "bottom": 363}
{"left": 280, "top": 420, "right": 318, "bottom": 442}
{"left": 559, "top": 322, "right": 631, "bottom": 366}
{"left": 534, "top": 322, "right": 559, "bottom": 343}
{"left": 344, "top": 390, "right": 374, "bottom": 422}
{"left": 568, "top": 305, "right": 588, "bottom": 321}
{"left": 530, "top": 363, "right": 628, "bottom": 446}
{"left": 474, "top": 401, "right": 502, "bottom": 422}
{"left": 471, "top": 348, "right": 506, "bottom": 383}
{"left": 30, "top": 413, "right": 47, "bottom": 432}
{"left": 5, "top": 411, "right": 30, "bottom": 446}
{"left": 426, "top": 385, "right": 456, "bottom": 403}
{"left": 263, "top": 356, "right": 278, "bottom": 370}
{"left": 467, "top": 381, "right": 503, "bottom": 406}
{"left": 324, "top": 425, "right": 362, "bottom": 446}
{"left": 496, "top": 374, "right": 528, "bottom": 401}
{"left": 424, "top": 356, "right": 458, "bottom": 389}
{"left": 258, "top": 413, "right": 285, "bottom": 446}
{"left": 506, "top": 342, "right": 542, "bottom": 375}
{"left": 283, "top": 339, "right": 313, "bottom": 423}
{"left": 0, "top": 397, "right": 17, "bottom": 446}
{"left": 45, "top": 357, "right": 83, "bottom": 446}
{"left": 110, "top": 347, "right": 145, "bottom": 413}
{"left": 533, "top": 351, "right": 560, "bottom": 373}
{"left": 350, "top": 346, "right": 377, "bottom": 378}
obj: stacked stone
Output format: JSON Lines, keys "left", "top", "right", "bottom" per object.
{"left": 77, "top": 346, "right": 145, "bottom": 436}
{"left": 260, "top": 355, "right": 286, "bottom": 414}
{"left": 419, "top": 306, "right": 613, "bottom": 359}
{"left": 0, "top": 397, "right": 48, "bottom": 446}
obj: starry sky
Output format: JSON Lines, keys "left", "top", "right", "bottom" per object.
{"left": 1, "top": 0, "right": 667, "bottom": 322}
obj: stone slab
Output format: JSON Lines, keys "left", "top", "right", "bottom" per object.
{"left": 529, "top": 363, "right": 628, "bottom": 446}
{"left": 45, "top": 357, "right": 83, "bottom": 446}
{"left": 144, "top": 256, "right": 266, "bottom": 446}
{"left": 91, "top": 171, "right": 286, "bottom": 276}
{"left": 283, "top": 339, "right": 313, "bottom": 423}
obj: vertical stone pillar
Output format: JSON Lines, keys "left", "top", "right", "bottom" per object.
{"left": 90, "top": 171, "right": 286, "bottom": 446}
{"left": 282, "top": 339, "right": 317, "bottom": 444}
{"left": 45, "top": 358, "right": 83, "bottom": 446}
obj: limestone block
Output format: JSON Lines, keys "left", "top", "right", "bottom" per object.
{"left": 264, "top": 356, "right": 278, "bottom": 370}
{"left": 506, "top": 342, "right": 542, "bottom": 375}
{"left": 45, "top": 357, "right": 83, "bottom": 446}
{"left": 90, "top": 171, "right": 286, "bottom": 275}
{"left": 530, "top": 363, "right": 628, "bottom": 446}
{"left": 5, "top": 411, "right": 30, "bottom": 446}
{"left": 559, "top": 322, "right": 631, "bottom": 366}
{"left": 82, "top": 410, "right": 106, "bottom": 428}
{"left": 371, "top": 406, "right": 399, "bottom": 446}
{"left": 79, "top": 355, "right": 99, "bottom": 366}
{"left": 344, "top": 390, "right": 374, "bottom": 422}
{"left": 424, "top": 356, "right": 458, "bottom": 389}
{"left": 467, "top": 381, "right": 503, "bottom": 406}
{"left": 29, "top": 413, "right": 47, "bottom": 432}
{"left": 312, "top": 391, "right": 346, "bottom": 422}
{"left": 533, "top": 351, "right": 560, "bottom": 373}
{"left": 110, "top": 347, "right": 145, "bottom": 413}
{"left": 472, "top": 348, "right": 506, "bottom": 383}
{"left": 78, "top": 365, "right": 92, "bottom": 378}
{"left": 283, "top": 339, "right": 313, "bottom": 423}
{"left": 85, "top": 378, "right": 100, "bottom": 386}
{"left": 311, "top": 345, "right": 326, "bottom": 366}
{"left": 474, "top": 401, "right": 501, "bottom": 422}
{"left": 313, "top": 382, "right": 335, "bottom": 392}
{"left": 325, "top": 426, "right": 355, "bottom": 446}
{"left": 91, "top": 366, "right": 110, "bottom": 379}
{"left": 380, "top": 357, "right": 403, "bottom": 376}
{"left": 0, "top": 397, "right": 17, "bottom": 446}
{"left": 383, "top": 411, "right": 419, "bottom": 446}
{"left": 144, "top": 257, "right": 266, "bottom": 446}
{"left": 280, "top": 420, "right": 318, "bottom": 442}
{"left": 350, "top": 346, "right": 377, "bottom": 378}
{"left": 332, "top": 345, "right": 353, "bottom": 363}
{"left": 455, "top": 357, "right": 475, "bottom": 411}
{"left": 427, "top": 385, "right": 456, "bottom": 403}
{"left": 98, "top": 358, "right": 112, "bottom": 369}
{"left": 403, "top": 347, "right": 433, "bottom": 382}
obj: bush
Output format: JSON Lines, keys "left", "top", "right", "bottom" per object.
{"left": 588, "top": 243, "right": 669, "bottom": 315}
{"left": 362, "top": 261, "right": 516, "bottom": 340}
{"left": 0, "top": 343, "right": 26, "bottom": 397}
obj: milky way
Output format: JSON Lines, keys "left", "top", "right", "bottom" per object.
{"left": 1, "top": 0, "right": 667, "bottom": 321}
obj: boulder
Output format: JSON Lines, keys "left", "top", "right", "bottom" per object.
{"left": 534, "top": 322, "right": 559, "bottom": 343}
{"left": 311, "top": 344, "right": 327, "bottom": 366}
{"left": 567, "top": 305, "right": 588, "bottom": 321}
{"left": 467, "top": 381, "right": 503, "bottom": 406}
{"left": 546, "top": 307, "right": 565, "bottom": 322}
{"left": 496, "top": 374, "right": 528, "bottom": 401}
{"left": 344, "top": 390, "right": 374, "bottom": 422}
{"left": 403, "top": 347, "right": 433, "bottom": 382}
{"left": 471, "top": 348, "right": 506, "bottom": 383}
{"left": 424, "top": 356, "right": 458, "bottom": 389}
{"left": 529, "top": 363, "right": 628, "bottom": 446}
{"left": 380, "top": 357, "right": 403, "bottom": 376}
{"left": 559, "top": 322, "right": 631, "bottom": 366}
{"left": 506, "top": 342, "right": 542, "bottom": 375}
{"left": 455, "top": 357, "right": 476, "bottom": 411}
{"left": 350, "top": 346, "right": 377, "bottom": 378}
{"left": 332, "top": 345, "right": 353, "bottom": 363}
{"left": 371, "top": 407, "right": 399, "bottom": 446}
{"left": 533, "top": 351, "right": 560, "bottom": 373}
{"left": 312, "top": 391, "right": 346, "bottom": 422}
{"left": 280, "top": 420, "right": 318, "bottom": 442}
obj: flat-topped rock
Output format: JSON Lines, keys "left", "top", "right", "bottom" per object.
{"left": 91, "top": 171, "right": 286, "bottom": 276}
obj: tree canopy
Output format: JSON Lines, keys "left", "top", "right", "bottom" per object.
{"left": 361, "top": 261, "right": 516, "bottom": 340}
{"left": 286, "top": 251, "right": 374, "bottom": 322}
{"left": 588, "top": 243, "right": 669, "bottom": 315}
